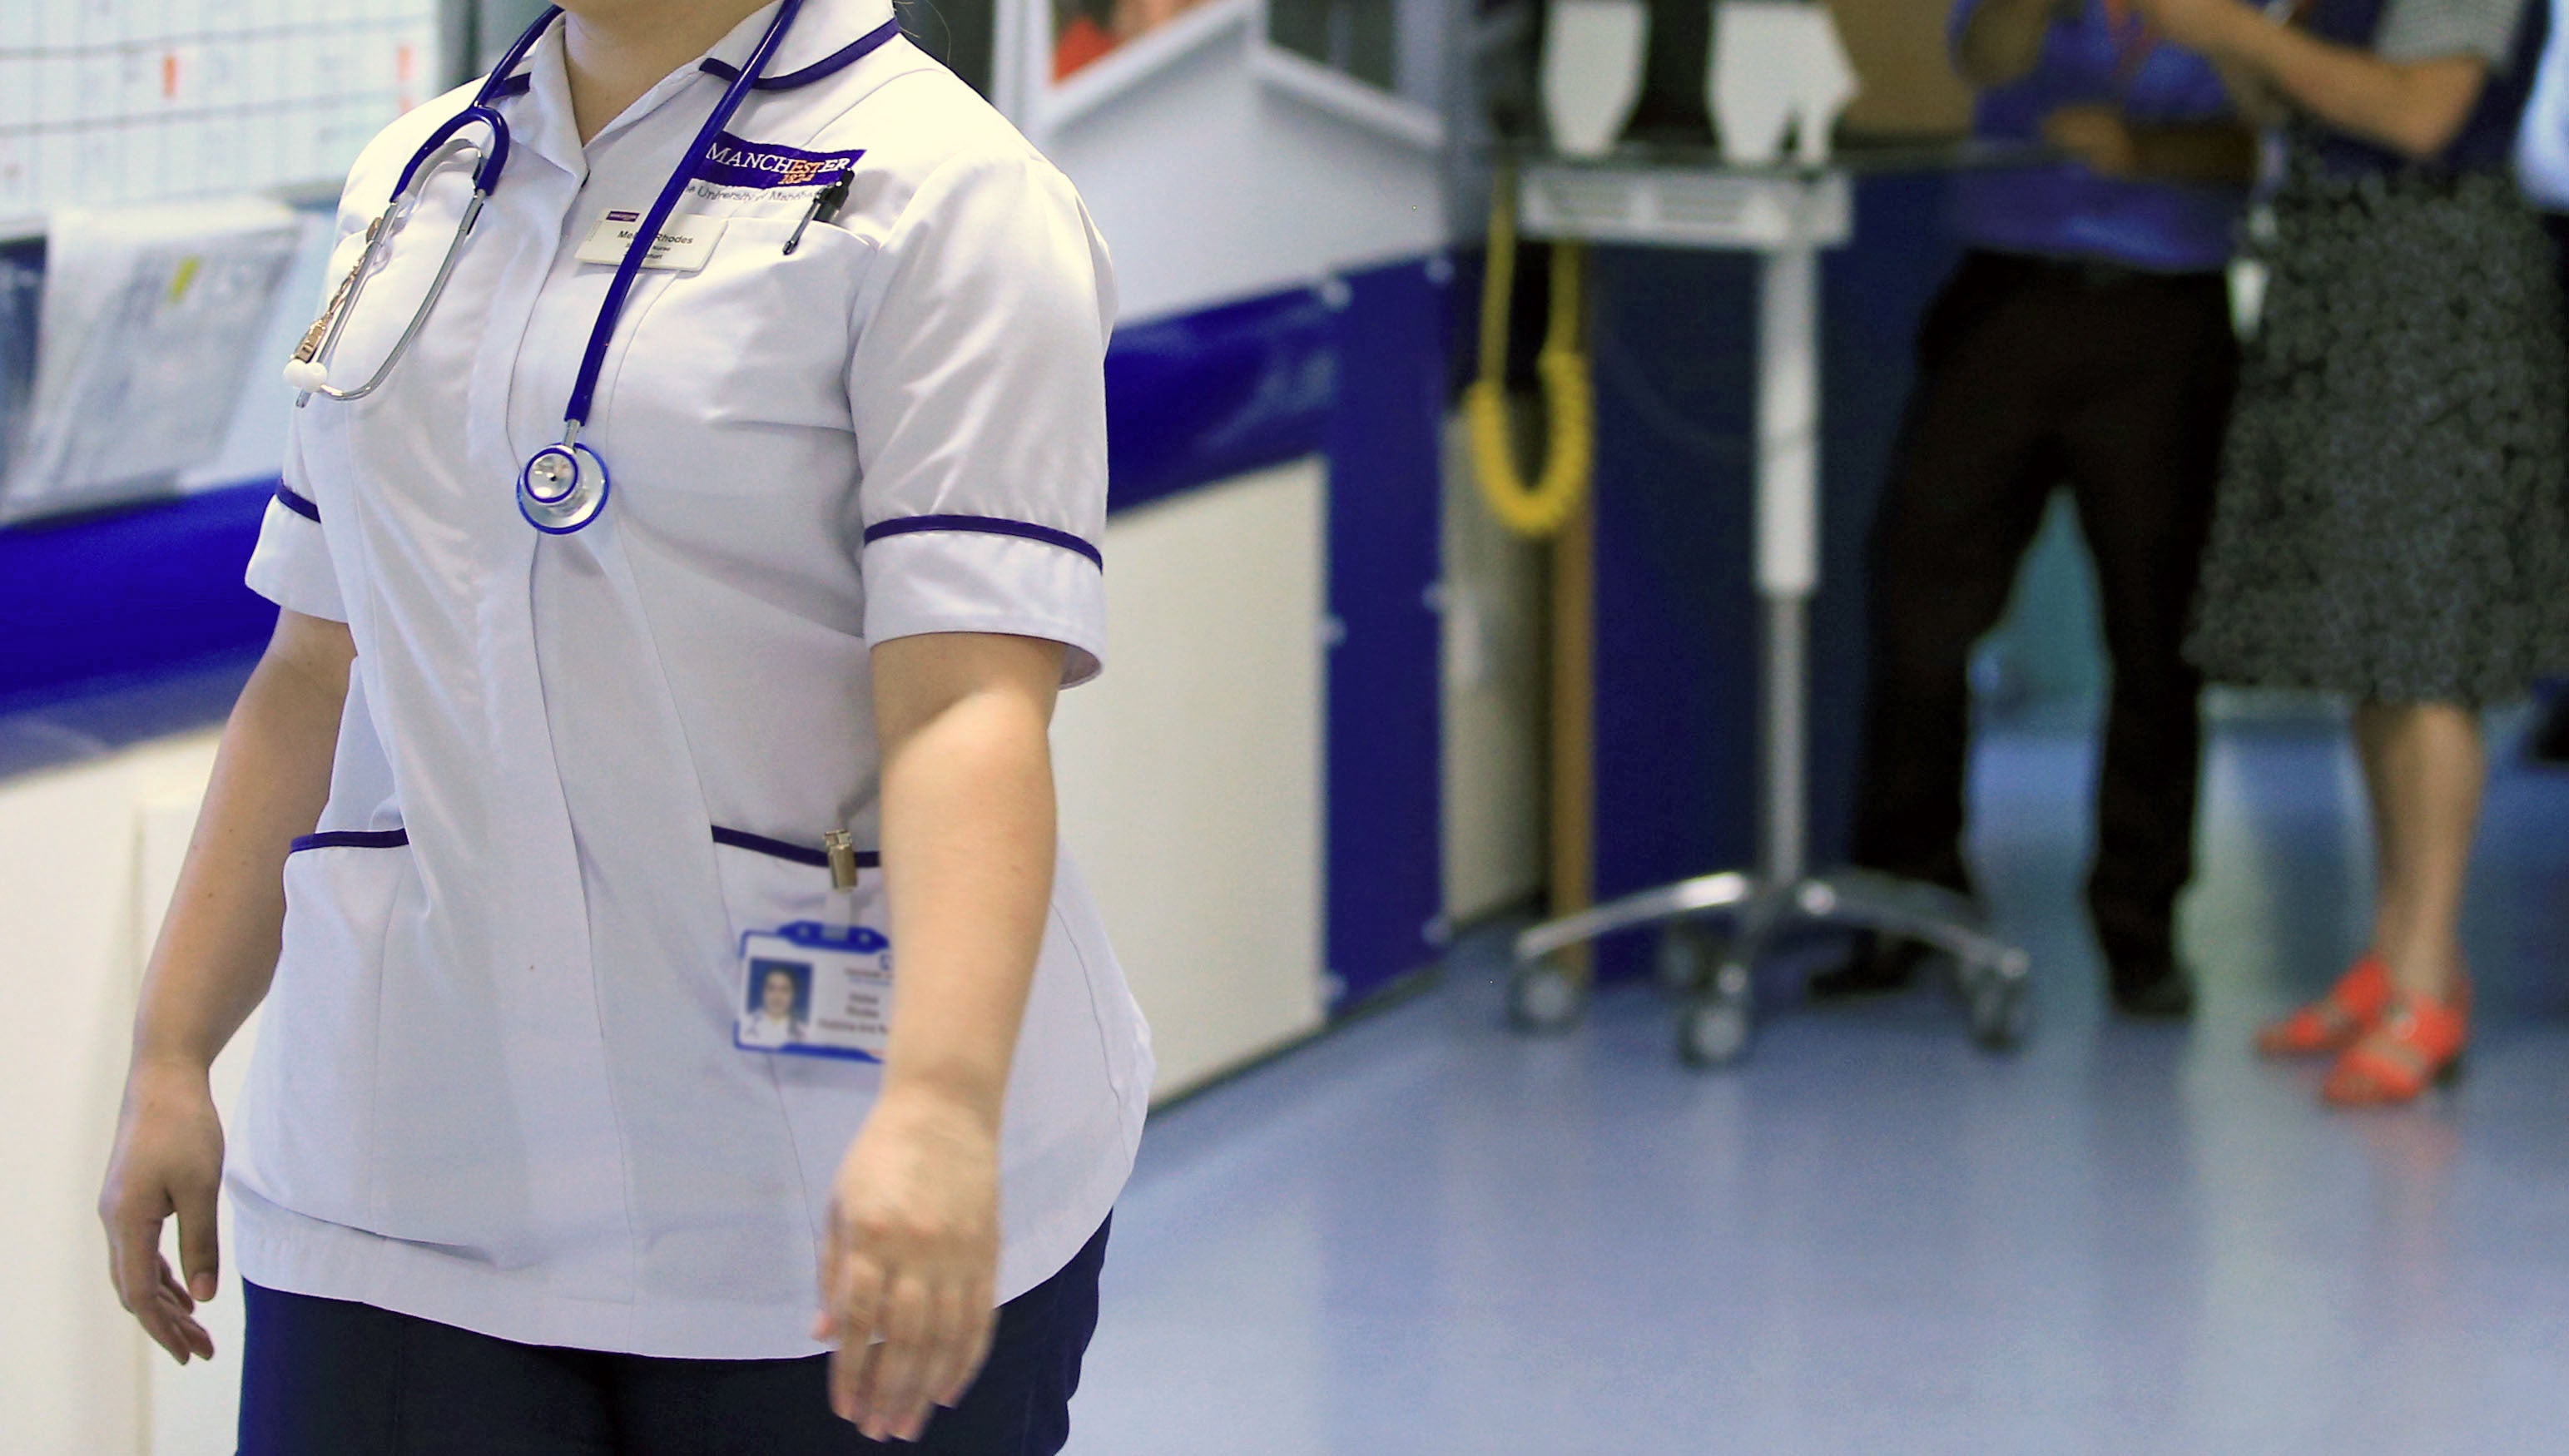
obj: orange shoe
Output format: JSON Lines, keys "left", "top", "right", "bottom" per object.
{"left": 2255, "top": 953, "right": 2392, "bottom": 1058}
{"left": 2321, "top": 984, "right": 2469, "bottom": 1107}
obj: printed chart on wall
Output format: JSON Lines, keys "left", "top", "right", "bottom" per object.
{"left": 0, "top": 0, "right": 440, "bottom": 218}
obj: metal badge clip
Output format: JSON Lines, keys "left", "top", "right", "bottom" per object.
{"left": 823, "top": 830, "right": 861, "bottom": 890}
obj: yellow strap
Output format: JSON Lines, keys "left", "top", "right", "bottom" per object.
{"left": 1466, "top": 161, "right": 1594, "bottom": 540}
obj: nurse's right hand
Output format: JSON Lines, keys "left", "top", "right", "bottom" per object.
{"left": 99, "top": 1057, "right": 226, "bottom": 1364}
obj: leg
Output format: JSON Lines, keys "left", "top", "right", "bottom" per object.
{"left": 2317, "top": 702, "right": 2481, "bottom": 1103}
{"left": 237, "top": 1282, "right": 615, "bottom": 1456}
{"left": 1847, "top": 255, "right": 2071, "bottom": 897}
{"left": 2349, "top": 701, "right": 2483, "bottom": 1002}
{"left": 2055, "top": 272, "right": 2234, "bottom": 1013}
{"left": 612, "top": 1219, "right": 1109, "bottom": 1456}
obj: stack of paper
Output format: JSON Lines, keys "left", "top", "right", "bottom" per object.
{"left": 0, "top": 199, "right": 300, "bottom": 523}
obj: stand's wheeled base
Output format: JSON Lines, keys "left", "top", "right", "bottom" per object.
{"left": 1505, "top": 869, "right": 2032, "bottom": 1067}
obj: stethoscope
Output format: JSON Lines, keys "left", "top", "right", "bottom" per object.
{"left": 284, "top": 0, "right": 807, "bottom": 533}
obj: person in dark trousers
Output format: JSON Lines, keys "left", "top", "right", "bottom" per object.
{"left": 1818, "top": 0, "right": 2255, "bottom": 1017}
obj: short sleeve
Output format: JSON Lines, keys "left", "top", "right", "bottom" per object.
{"left": 243, "top": 433, "right": 347, "bottom": 622}
{"left": 847, "top": 150, "right": 1114, "bottom": 687}
{"left": 2375, "top": 0, "right": 2531, "bottom": 64}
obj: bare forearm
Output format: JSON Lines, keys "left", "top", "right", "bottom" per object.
{"left": 872, "top": 637, "right": 1062, "bottom": 1130}
{"left": 131, "top": 617, "right": 348, "bottom": 1072}
{"left": 2190, "top": 7, "right": 2486, "bottom": 156}
{"left": 1960, "top": 0, "right": 2073, "bottom": 87}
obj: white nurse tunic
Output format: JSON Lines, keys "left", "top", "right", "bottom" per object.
{"left": 231, "top": 0, "right": 1152, "bottom": 1359}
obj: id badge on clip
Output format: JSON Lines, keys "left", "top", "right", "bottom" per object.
{"left": 735, "top": 920, "right": 892, "bottom": 1062}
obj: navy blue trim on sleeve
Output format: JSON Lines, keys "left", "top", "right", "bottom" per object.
{"left": 290, "top": 828, "right": 409, "bottom": 853}
{"left": 699, "top": 19, "right": 901, "bottom": 89}
{"left": 712, "top": 825, "right": 882, "bottom": 869}
{"left": 274, "top": 485, "right": 321, "bottom": 522}
{"left": 861, "top": 515, "right": 1105, "bottom": 569}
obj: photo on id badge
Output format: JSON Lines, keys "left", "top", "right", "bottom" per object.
{"left": 734, "top": 920, "right": 895, "bottom": 1061}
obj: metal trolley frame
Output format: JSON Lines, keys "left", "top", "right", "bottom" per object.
{"left": 1500, "top": 158, "right": 2032, "bottom": 1067}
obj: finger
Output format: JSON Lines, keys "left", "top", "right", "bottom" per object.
{"left": 174, "top": 1173, "right": 221, "bottom": 1304}
{"left": 133, "top": 1285, "right": 200, "bottom": 1364}
{"left": 860, "top": 1273, "right": 939, "bottom": 1442}
{"left": 828, "top": 1255, "right": 889, "bottom": 1424}
{"left": 157, "top": 1260, "right": 199, "bottom": 1315}
{"left": 107, "top": 1199, "right": 168, "bottom": 1316}
{"left": 151, "top": 1285, "right": 216, "bottom": 1361}
{"left": 936, "top": 1295, "right": 998, "bottom": 1411}
{"left": 919, "top": 1281, "right": 979, "bottom": 1412}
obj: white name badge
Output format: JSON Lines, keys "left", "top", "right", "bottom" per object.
{"left": 735, "top": 921, "right": 893, "bottom": 1062}
{"left": 577, "top": 210, "right": 728, "bottom": 272}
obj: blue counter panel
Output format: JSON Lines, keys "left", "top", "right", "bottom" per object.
{"left": 1586, "top": 172, "right": 1964, "bottom": 980}
{"left": 0, "top": 483, "right": 275, "bottom": 718}
{"left": 1103, "top": 285, "right": 1338, "bottom": 518}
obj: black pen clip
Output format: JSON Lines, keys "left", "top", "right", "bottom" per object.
{"left": 783, "top": 171, "right": 854, "bottom": 255}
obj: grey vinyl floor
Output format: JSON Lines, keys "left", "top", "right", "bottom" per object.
{"left": 1064, "top": 707, "right": 2569, "bottom": 1456}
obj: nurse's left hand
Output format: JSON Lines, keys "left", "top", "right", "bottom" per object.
{"left": 818, "top": 1085, "right": 1003, "bottom": 1442}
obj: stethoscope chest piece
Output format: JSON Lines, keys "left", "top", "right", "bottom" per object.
{"left": 518, "top": 442, "right": 611, "bottom": 534}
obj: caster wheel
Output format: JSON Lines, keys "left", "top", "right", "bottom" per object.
{"left": 1966, "top": 967, "right": 2030, "bottom": 1050}
{"left": 1677, "top": 988, "right": 1753, "bottom": 1069}
{"left": 1654, "top": 923, "right": 1723, "bottom": 991}
{"left": 1508, "top": 959, "right": 1587, "bottom": 1033}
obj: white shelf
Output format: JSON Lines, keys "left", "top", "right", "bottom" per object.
{"left": 1516, "top": 165, "right": 1852, "bottom": 251}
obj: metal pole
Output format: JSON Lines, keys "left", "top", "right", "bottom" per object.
{"left": 1755, "top": 241, "right": 1820, "bottom": 884}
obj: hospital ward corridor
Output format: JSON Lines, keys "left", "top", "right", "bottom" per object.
{"left": 12, "top": 0, "right": 2569, "bottom": 1450}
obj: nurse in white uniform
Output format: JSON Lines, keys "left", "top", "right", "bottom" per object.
{"left": 97, "top": 0, "right": 1150, "bottom": 1449}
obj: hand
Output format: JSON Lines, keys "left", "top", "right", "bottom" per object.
{"left": 2130, "top": 0, "right": 2252, "bottom": 51}
{"left": 816, "top": 1086, "right": 1003, "bottom": 1442}
{"left": 98, "top": 1058, "right": 226, "bottom": 1364}
{"left": 2044, "top": 105, "right": 2141, "bottom": 177}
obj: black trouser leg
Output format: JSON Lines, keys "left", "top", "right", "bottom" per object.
{"left": 2056, "top": 275, "right": 2234, "bottom": 969}
{"left": 1851, "top": 255, "right": 2069, "bottom": 898}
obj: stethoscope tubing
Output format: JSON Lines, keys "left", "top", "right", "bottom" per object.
{"left": 291, "top": 7, "right": 554, "bottom": 407}
{"left": 290, "top": 0, "right": 812, "bottom": 534}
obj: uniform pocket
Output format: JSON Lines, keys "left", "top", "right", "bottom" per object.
{"left": 232, "top": 835, "right": 414, "bottom": 1227}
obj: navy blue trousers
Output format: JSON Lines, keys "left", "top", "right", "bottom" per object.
{"left": 238, "top": 1219, "right": 1108, "bottom": 1456}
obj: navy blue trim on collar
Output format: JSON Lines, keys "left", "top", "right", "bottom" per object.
{"left": 290, "top": 828, "right": 409, "bottom": 852}
{"left": 862, "top": 514, "right": 1105, "bottom": 569}
{"left": 712, "top": 825, "right": 881, "bottom": 869}
{"left": 699, "top": 18, "right": 901, "bottom": 89}
{"left": 274, "top": 485, "right": 320, "bottom": 522}
{"left": 489, "top": 71, "right": 534, "bottom": 99}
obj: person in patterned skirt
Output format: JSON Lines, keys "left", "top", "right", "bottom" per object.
{"left": 2142, "top": 0, "right": 2569, "bottom": 1103}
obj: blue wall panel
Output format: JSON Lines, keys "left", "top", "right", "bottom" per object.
{"left": 1322, "top": 260, "right": 1448, "bottom": 1008}
{"left": 1586, "top": 172, "right": 1963, "bottom": 979}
